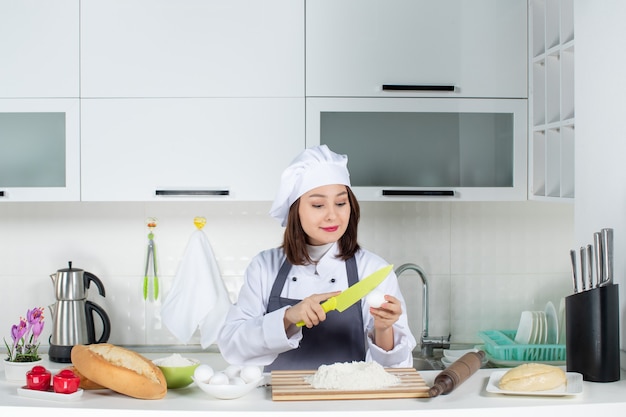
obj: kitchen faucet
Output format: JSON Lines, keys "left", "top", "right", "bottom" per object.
{"left": 395, "top": 263, "right": 451, "bottom": 357}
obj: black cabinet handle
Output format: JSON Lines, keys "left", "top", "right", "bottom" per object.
{"left": 382, "top": 84, "right": 455, "bottom": 92}
{"left": 382, "top": 190, "right": 455, "bottom": 197}
{"left": 155, "top": 189, "right": 229, "bottom": 196}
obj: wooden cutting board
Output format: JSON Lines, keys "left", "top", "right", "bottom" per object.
{"left": 271, "top": 368, "right": 430, "bottom": 401}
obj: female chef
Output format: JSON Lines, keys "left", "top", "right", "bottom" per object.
{"left": 217, "top": 145, "right": 416, "bottom": 370}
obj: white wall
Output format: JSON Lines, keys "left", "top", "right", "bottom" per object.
{"left": 575, "top": 1, "right": 626, "bottom": 365}
{"left": 0, "top": 200, "right": 573, "bottom": 352}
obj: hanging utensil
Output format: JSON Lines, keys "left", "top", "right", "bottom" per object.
{"left": 143, "top": 217, "right": 159, "bottom": 301}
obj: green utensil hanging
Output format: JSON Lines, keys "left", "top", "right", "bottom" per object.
{"left": 144, "top": 218, "right": 159, "bottom": 301}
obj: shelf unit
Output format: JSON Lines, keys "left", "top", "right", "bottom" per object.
{"left": 529, "top": 0, "right": 575, "bottom": 201}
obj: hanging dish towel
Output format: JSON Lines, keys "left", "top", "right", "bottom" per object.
{"left": 161, "top": 229, "right": 231, "bottom": 348}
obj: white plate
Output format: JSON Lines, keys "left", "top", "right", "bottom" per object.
{"left": 442, "top": 348, "right": 480, "bottom": 360}
{"left": 486, "top": 370, "right": 583, "bottom": 396}
{"left": 514, "top": 311, "right": 534, "bottom": 344}
{"left": 193, "top": 376, "right": 264, "bottom": 400}
{"left": 17, "top": 386, "right": 83, "bottom": 402}
{"left": 558, "top": 298, "right": 566, "bottom": 344}
{"left": 545, "top": 301, "right": 559, "bottom": 344}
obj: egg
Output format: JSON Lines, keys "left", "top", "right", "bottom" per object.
{"left": 223, "top": 364, "right": 242, "bottom": 379}
{"left": 239, "top": 366, "right": 263, "bottom": 383}
{"left": 229, "top": 376, "right": 246, "bottom": 385}
{"left": 366, "top": 290, "right": 386, "bottom": 308}
{"left": 193, "top": 364, "right": 214, "bottom": 383}
{"left": 208, "top": 372, "right": 229, "bottom": 385}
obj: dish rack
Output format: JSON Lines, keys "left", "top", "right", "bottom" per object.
{"left": 478, "top": 330, "right": 566, "bottom": 362}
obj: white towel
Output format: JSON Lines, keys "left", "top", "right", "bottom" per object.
{"left": 161, "top": 229, "right": 231, "bottom": 348}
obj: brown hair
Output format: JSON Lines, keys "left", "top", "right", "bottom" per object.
{"left": 282, "top": 186, "right": 361, "bottom": 265}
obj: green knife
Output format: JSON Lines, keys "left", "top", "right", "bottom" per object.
{"left": 296, "top": 264, "right": 393, "bottom": 327}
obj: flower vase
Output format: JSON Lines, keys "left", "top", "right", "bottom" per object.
{"left": 3, "top": 359, "right": 43, "bottom": 383}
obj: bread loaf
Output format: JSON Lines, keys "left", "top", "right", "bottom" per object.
{"left": 498, "top": 363, "right": 566, "bottom": 392}
{"left": 64, "top": 365, "right": 107, "bottom": 390}
{"left": 71, "top": 344, "right": 167, "bottom": 399}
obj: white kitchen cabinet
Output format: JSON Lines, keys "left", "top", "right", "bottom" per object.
{"left": 80, "top": 0, "right": 304, "bottom": 98}
{"left": 306, "top": 0, "right": 527, "bottom": 98}
{"left": 529, "top": 0, "right": 575, "bottom": 200}
{"left": 80, "top": 98, "right": 304, "bottom": 201}
{"left": 0, "top": 99, "right": 80, "bottom": 201}
{"left": 0, "top": 0, "right": 79, "bottom": 98}
{"left": 306, "top": 98, "right": 528, "bottom": 201}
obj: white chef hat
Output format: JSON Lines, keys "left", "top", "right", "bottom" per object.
{"left": 269, "top": 145, "right": 351, "bottom": 226}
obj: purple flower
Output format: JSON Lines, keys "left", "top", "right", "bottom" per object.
{"left": 27, "top": 307, "right": 45, "bottom": 342}
{"left": 11, "top": 319, "right": 27, "bottom": 342}
{"left": 5, "top": 307, "right": 45, "bottom": 362}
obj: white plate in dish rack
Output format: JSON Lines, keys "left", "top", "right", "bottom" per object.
{"left": 486, "top": 371, "right": 583, "bottom": 396}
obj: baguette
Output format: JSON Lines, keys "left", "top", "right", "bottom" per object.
{"left": 71, "top": 344, "right": 167, "bottom": 399}
{"left": 64, "top": 365, "right": 107, "bottom": 390}
{"left": 498, "top": 363, "right": 566, "bottom": 392}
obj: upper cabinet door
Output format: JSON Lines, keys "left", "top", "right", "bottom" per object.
{"left": 80, "top": 0, "right": 304, "bottom": 98}
{"left": 306, "top": 0, "right": 527, "bottom": 98}
{"left": 0, "top": 0, "right": 79, "bottom": 98}
{"left": 0, "top": 99, "right": 80, "bottom": 201}
{"left": 80, "top": 98, "right": 304, "bottom": 201}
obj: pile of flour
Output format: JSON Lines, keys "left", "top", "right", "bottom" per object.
{"left": 305, "top": 361, "right": 400, "bottom": 390}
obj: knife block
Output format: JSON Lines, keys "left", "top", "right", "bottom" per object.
{"left": 565, "top": 284, "right": 620, "bottom": 382}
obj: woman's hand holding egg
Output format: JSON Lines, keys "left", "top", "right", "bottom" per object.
{"left": 366, "top": 290, "right": 386, "bottom": 308}
{"left": 368, "top": 292, "right": 402, "bottom": 329}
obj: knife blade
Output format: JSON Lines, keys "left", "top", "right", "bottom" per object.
{"left": 600, "top": 228, "right": 614, "bottom": 286}
{"left": 569, "top": 249, "right": 578, "bottom": 293}
{"left": 586, "top": 244, "right": 594, "bottom": 290}
{"left": 593, "top": 232, "right": 603, "bottom": 289}
{"left": 579, "top": 246, "right": 587, "bottom": 291}
{"left": 295, "top": 264, "right": 393, "bottom": 327}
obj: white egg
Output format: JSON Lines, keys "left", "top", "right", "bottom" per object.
{"left": 223, "top": 364, "right": 242, "bottom": 379}
{"left": 239, "top": 366, "right": 263, "bottom": 383}
{"left": 208, "top": 372, "right": 229, "bottom": 385}
{"left": 366, "top": 290, "right": 386, "bottom": 308}
{"left": 229, "top": 376, "right": 246, "bottom": 386}
{"left": 193, "top": 364, "right": 214, "bottom": 383}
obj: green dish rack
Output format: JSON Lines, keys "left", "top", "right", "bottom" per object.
{"left": 478, "top": 330, "right": 566, "bottom": 362}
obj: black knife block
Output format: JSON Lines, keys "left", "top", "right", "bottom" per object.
{"left": 565, "top": 284, "right": 620, "bottom": 382}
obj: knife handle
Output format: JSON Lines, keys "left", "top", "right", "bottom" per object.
{"left": 295, "top": 297, "right": 337, "bottom": 327}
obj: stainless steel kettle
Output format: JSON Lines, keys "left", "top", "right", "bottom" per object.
{"left": 48, "top": 262, "right": 111, "bottom": 363}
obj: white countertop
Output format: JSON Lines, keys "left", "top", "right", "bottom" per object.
{"left": 2, "top": 352, "right": 626, "bottom": 417}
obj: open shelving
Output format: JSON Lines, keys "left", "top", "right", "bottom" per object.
{"left": 529, "top": 0, "right": 575, "bottom": 201}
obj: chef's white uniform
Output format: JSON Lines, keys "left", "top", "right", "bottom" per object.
{"left": 217, "top": 243, "right": 417, "bottom": 368}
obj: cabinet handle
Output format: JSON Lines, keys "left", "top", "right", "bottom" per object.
{"left": 382, "top": 190, "right": 455, "bottom": 197}
{"left": 155, "top": 189, "right": 229, "bottom": 196}
{"left": 0, "top": 191, "right": 4, "bottom": 197}
{"left": 382, "top": 84, "right": 455, "bottom": 92}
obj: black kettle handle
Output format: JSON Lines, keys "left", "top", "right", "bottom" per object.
{"left": 85, "top": 301, "right": 111, "bottom": 344}
{"left": 84, "top": 272, "right": 106, "bottom": 297}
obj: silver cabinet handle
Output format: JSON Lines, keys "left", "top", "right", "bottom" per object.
{"left": 382, "top": 84, "right": 455, "bottom": 92}
{"left": 382, "top": 190, "right": 455, "bottom": 197}
{"left": 155, "top": 189, "right": 229, "bottom": 196}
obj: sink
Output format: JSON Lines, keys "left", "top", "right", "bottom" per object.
{"left": 412, "top": 356, "right": 444, "bottom": 371}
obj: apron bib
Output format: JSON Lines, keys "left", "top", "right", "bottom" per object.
{"left": 264, "top": 257, "right": 366, "bottom": 371}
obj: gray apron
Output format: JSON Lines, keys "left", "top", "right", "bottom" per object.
{"left": 264, "top": 256, "right": 366, "bottom": 371}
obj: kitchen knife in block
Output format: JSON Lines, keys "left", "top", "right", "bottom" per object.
{"left": 295, "top": 264, "right": 393, "bottom": 327}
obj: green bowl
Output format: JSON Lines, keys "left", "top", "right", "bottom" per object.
{"left": 155, "top": 359, "right": 200, "bottom": 389}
